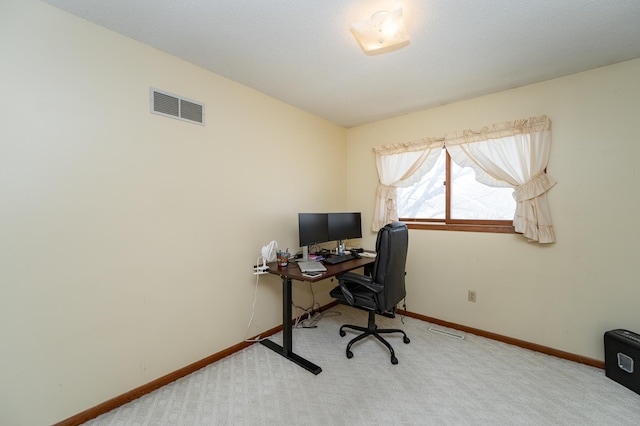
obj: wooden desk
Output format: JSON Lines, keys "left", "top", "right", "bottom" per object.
{"left": 261, "top": 257, "right": 375, "bottom": 375}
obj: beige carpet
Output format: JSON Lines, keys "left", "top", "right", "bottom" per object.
{"left": 84, "top": 305, "right": 640, "bottom": 425}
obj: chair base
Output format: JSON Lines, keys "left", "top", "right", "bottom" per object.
{"left": 339, "top": 310, "right": 410, "bottom": 364}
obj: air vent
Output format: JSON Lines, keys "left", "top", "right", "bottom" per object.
{"left": 150, "top": 88, "right": 205, "bottom": 125}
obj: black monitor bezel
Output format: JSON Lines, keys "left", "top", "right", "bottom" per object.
{"left": 298, "top": 213, "right": 329, "bottom": 247}
{"left": 327, "top": 212, "right": 362, "bottom": 241}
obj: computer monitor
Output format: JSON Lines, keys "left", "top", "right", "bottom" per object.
{"left": 328, "top": 212, "right": 362, "bottom": 253}
{"left": 298, "top": 213, "right": 329, "bottom": 248}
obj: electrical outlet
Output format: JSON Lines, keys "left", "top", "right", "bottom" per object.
{"left": 468, "top": 290, "right": 477, "bottom": 303}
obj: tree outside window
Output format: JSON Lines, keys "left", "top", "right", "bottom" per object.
{"left": 397, "top": 149, "right": 515, "bottom": 230}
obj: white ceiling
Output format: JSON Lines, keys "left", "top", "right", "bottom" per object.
{"left": 42, "top": 0, "right": 640, "bottom": 128}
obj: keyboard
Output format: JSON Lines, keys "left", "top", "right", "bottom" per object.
{"left": 323, "top": 254, "right": 355, "bottom": 265}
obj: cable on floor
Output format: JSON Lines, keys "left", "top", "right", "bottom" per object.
{"left": 400, "top": 298, "right": 407, "bottom": 324}
{"left": 293, "top": 282, "right": 323, "bottom": 328}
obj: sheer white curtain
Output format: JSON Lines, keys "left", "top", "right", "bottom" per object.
{"left": 445, "top": 115, "right": 556, "bottom": 243}
{"left": 372, "top": 138, "right": 444, "bottom": 231}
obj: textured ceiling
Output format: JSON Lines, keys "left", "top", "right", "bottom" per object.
{"left": 42, "top": 0, "right": 640, "bottom": 128}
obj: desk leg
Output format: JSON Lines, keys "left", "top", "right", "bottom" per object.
{"left": 260, "top": 276, "right": 322, "bottom": 375}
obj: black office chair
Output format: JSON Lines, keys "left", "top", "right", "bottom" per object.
{"left": 329, "top": 222, "right": 410, "bottom": 364}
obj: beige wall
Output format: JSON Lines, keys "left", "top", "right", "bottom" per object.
{"left": 346, "top": 57, "right": 640, "bottom": 365}
{"left": 0, "top": 1, "right": 347, "bottom": 424}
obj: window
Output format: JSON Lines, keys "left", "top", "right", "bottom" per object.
{"left": 372, "top": 115, "right": 556, "bottom": 242}
{"left": 397, "top": 149, "right": 516, "bottom": 233}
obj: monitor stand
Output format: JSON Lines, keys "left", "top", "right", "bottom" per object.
{"left": 302, "top": 245, "right": 309, "bottom": 261}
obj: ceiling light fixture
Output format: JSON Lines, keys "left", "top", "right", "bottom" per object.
{"left": 350, "top": 8, "right": 410, "bottom": 55}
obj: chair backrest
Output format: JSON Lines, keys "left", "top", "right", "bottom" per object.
{"left": 372, "top": 222, "right": 408, "bottom": 312}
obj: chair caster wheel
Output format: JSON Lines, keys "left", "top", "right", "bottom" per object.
{"left": 403, "top": 336, "right": 410, "bottom": 344}
{"left": 391, "top": 356, "right": 398, "bottom": 365}
{"left": 346, "top": 350, "right": 353, "bottom": 359}
{"left": 339, "top": 330, "right": 346, "bottom": 337}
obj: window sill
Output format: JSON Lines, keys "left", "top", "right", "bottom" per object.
{"left": 402, "top": 221, "right": 516, "bottom": 234}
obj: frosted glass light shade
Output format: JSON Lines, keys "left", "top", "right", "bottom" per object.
{"left": 350, "top": 8, "right": 410, "bottom": 55}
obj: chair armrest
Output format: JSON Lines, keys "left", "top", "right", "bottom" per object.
{"left": 337, "top": 272, "right": 369, "bottom": 285}
{"left": 336, "top": 272, "right": 383, "bottom": 305}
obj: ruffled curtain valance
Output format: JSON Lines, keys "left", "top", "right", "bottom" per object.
{"left": 444, "top": 115, "right": 552, "bottom": 145}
